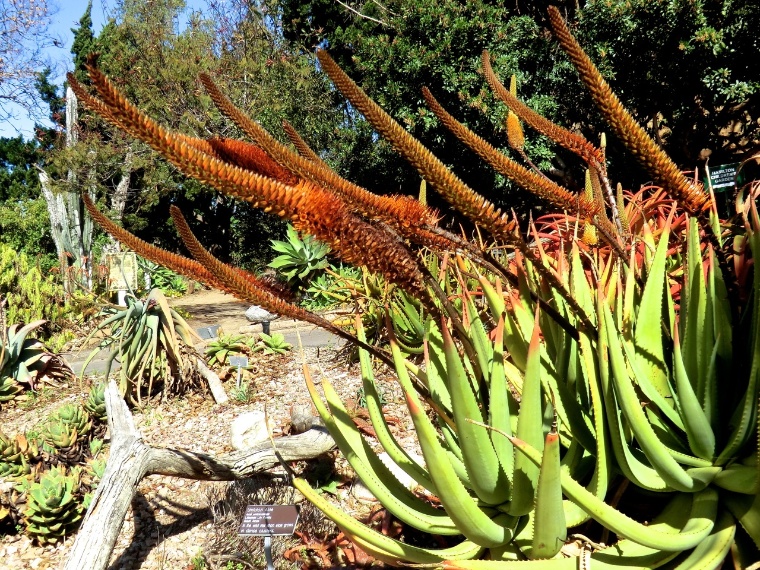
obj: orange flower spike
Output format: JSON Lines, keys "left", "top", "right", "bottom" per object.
{"left": 81, "top": 194, "right": 230, "bottom": 293}
{"left": 482, "top": 50, "right": 605, "bottom": 167}
{"left": 546, "top": 6, "right": 708, "bottom": 214}
{"left": 282, "top": 119, "right": 323, "bottom": 164}
{"left": 421, "top": 86, "right": 600, "bottom": 223}
{"left": 168, "top": 205, "right": 378, "bottom": 345}
{"left": 316, "top": 49, "right": 511, "bottom": 238}
{"left": 199, "top": 72, "right": 438, "bottom": 230}
{"left": 206, "top": 138, "right": 300, "bottom": 186}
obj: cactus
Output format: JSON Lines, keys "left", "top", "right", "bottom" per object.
{"left": 22, "top": 466, "right": 85, "bottom": 544}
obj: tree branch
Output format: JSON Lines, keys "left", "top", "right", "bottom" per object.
{"left": 63, "top": 380, "right": 335, "bottom": 570}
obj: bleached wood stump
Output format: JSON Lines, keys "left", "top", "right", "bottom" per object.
{"left": 64, "top": 380, "right": 335, "bottom": 570}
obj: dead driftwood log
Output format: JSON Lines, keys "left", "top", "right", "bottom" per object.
{"left": 64, "top": 380, "right": 335, "bottom": 570}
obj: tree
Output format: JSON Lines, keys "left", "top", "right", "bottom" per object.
{"left": 0, "top": 136, "right": 56, "bottom": 263}
{"left": 279, "top": 0, "right": 760, "bottom": 205}
{"left": 0, "top": 0, "right": 60, "bottom": 125}
{"left": 60, "top": 0, "right": 349, "bottom": 270}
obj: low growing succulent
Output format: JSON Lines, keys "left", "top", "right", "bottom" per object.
{"left": 21, "top": 466, "right": 85, "bottom": 544}
{"left": 84, "top": 383, "right": 107, "bottom": 423}
{"left": 42, "top": 420, "right": 80, "bottom": 452}
{"left": 0, "top": 432, "right": 36, "bottom": 480}
{"left": 1, "top": 320, "right": 73, "bottom": 396}
{"left": 252, "top": 331, "right": 292, "bottom": 355}
{"left": 0, "top": 376, "right": 24, "bottom": 404}
{"left": 205, "top": 332, "right": 248, "bottom": 367}
{"left": 54, "top": 404, "right": 92, "bottom": 436}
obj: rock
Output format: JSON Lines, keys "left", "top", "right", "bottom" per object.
{"left": 245, "top": 305, "right": 278, "bottom": 323}
{"left": 351, "top": 480, "right": 378, "bottom": 504}
{"left": 289, "top": 404, "right": 324, "bottom": 433}
{"left": 230, "top": 411, "right": 271, "bottom": 450}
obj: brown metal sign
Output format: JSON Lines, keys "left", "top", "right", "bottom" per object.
{"left": 238, "top": 505, "right": 299, "bottom": 536}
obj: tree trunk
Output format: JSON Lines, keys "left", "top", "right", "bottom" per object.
{"left": 63, "top": 381, "right": 335, "bottom": 570}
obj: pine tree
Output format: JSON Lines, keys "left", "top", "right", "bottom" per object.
{"left": 70, "top": 1, "right": 96, "bottom": 85}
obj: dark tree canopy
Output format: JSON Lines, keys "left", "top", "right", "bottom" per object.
{"left": 279, "top": 0, "right": 760, "bottom": 207}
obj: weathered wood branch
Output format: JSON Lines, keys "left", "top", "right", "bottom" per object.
{"left": 64, "top": 380, "right": 335, "bottom": 570}
{"left": 195, "top": 357, "right": 229, "bottom": 405}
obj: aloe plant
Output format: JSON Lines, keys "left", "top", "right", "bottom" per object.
{"left": 205, "top": 332, "right": 248, "bottom": 366}
{"left": 1, "top": 320, "right": 73, "bottom": 396}
{"left": 81, "top": 288, "right": 201, "bottom": 405}
{"left": 268, "top": 223, "right": 330, "bottom": 286}
{"left": 251, "top": 331, "right": 292, "bottom": 355}
{"left": 66, "top": 5, "right": 760, "bottom": 567}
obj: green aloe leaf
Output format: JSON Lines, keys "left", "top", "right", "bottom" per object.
{"left": 672, "top": 326, "right": 715, "bottom": 460}
{"left": 633, "top": 208, "right": 674, "bottom": 402}
{"left": 509, "top": 309, "right": 544, "bottom": 516}
{"left": 531, "top": 427, "right": 566, "bottom": 559}
{"left": 443, "top": 322, "right": 509, "bottom": 505}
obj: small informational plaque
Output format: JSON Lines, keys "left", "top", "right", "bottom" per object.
{"left": 238, "top": 505, "right": 299, "bottom": 536}
{"left": 196, "top": 325, "right": 220, "bottom": 340}
{"left": 706, "top": 163, "right": 742, "bottom": 192}
{"left": 229, "top": 355, "right": 249, "bottom": 368}
{"left": 106, "top": 252, "right": 138, "bottom": 292}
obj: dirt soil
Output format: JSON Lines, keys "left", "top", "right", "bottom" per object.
{"left": 0, "top": 289, "right": 417, "bottom": 570}
{"left": 170, "top": 288, "right": 254, "bottom": 335}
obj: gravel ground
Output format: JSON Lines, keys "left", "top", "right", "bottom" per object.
{"left": 0, "top": 289, "right": 420, "bottom": 570}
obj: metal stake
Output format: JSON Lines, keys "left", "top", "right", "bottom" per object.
{"left": 264, "top": 535, "right": 274, "bottom": 570}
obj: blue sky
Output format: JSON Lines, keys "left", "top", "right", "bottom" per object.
{"left": 2, "top": 0, "right": 203, "bottom": 139}
{"left": 1, "top": 1, "right": 114, "bottom": 138}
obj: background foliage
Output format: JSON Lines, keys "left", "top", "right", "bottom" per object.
{"left": 1, "top": 0, "right": 759, "bottom": 279}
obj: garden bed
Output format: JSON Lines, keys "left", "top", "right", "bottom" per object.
{"left": 0, "top": 289, "right": 417, "bottom": 569}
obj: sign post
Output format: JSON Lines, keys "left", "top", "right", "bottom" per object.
{"left": 238, "top": 505, "right": 300, "bottom": 570}
{"left": 228, "top": 355, "right": 249, "bottom": 388}
{"left": 196, "top": 325, "right": 220, "bottom": 340}
{"left": 105, "top": 252, "right": 138, "bottom": 306}
{"left": 704, "top": 163, "right": 745, "bottom": 219}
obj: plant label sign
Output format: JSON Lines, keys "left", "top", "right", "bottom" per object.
{"left": 196, "top": 325, "right": 220, "bottom": 340}
{"left": 229, "top": 355, "right": 248, "bottom": 368}
{"left": 238, "top": 505, "right": 299, "bottom": 536}
{"left": 705, "top": 163, "right": 743, "bottom": 192}
{"left": 106, "top": 252, "right": 138, "bottom": 292}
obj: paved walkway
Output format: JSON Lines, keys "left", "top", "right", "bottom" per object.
{"left": 64, "top": 316, "right": 341, "bottom": 376}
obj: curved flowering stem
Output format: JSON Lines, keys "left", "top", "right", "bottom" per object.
{"left": 546, "top": 7, "right": 707, "bottom": 216}
{"left": 199, "top": 73, "right": 438, "bottom": 233}
{"left": 481, "top": 50, "right": 623, "bottom": 235}
{"left": 315, "top": 49, "right": 518, "bottom": 245}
